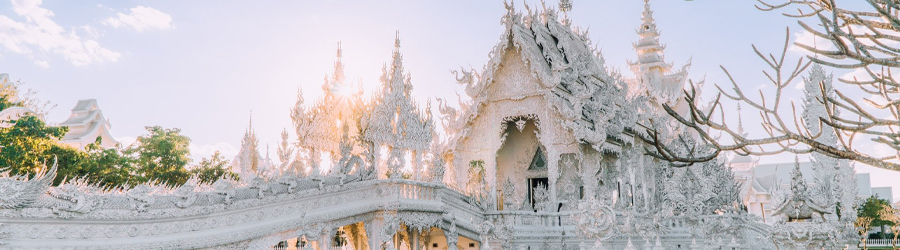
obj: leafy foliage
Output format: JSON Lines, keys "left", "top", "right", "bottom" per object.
{"left": 126, "top": 126, "right": 192, "bottom": 185}
{"left": 0, "top": 116, "right": 68, "bottom": 175}
{"left": 190, "top": 151, "right": 238, "bottom": 184}
{"left": 858, "top": 196, "right": 895, "bottom": 237}
{"left": 70, "top": 139, "right": 136, "bottom": 187}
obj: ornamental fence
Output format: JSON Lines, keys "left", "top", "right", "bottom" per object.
{"left": 865, "top": 238, "right": 898, "bottom": 247}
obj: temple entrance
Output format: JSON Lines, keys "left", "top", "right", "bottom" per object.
{"left": 495, "top": 115, "right": 543, "bottom": 211}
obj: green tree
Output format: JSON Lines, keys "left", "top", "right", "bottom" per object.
{"left": 127, "top": 126, "right": 192, "bottom": 185}
{"left": 190, "top": 151, "right": 238, "bottom": 184}
{"left": 858, "top": 196, "right": 895, "bottom": 239}
{"left": 0, "top": 116, "right": 68, "bottom": 176}
{"left": 77, "top": 138, "right": 136, "bottom": 187}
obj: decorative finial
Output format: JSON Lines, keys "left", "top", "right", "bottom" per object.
{"left": 641, "top": 0, "right": 654, "bottom": 27}
{"left": 394, "top": 30, "right": 401, "bottom": 48}
{"left": 559, "top": 0, "right": 572, "bottom": 13}
{"left": 336, "top": 42, "right": 342, "bottom": 58}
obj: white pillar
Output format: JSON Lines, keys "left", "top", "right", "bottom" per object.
{"left": 411, "top": 229, "right": 420, "bottom": 250}
{"left": 547, "top": 152, "right": 560, "bottom": 206}
{"left": 444, "top": 230, "right": 458, "bottom": 250}
{"left": 366, "top": 218, "right": 384, "bottom": 250}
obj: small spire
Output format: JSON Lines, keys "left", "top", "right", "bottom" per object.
{"left": 394, "top": 30, "right": 401, "bottom": 48}
{"left": 336, "top": 41, "right": 342, "bottom": 59}
{"left": 248, "top": 110, "right": 253, "bottom": 131}
{"left": 642, "top": 0, "right": 653, "bottom": 22}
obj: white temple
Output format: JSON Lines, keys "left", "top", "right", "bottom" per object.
{"left": 0, "top": 74, "right": 117, "bottom": 149}
{"left": 0, "top": 1, "right": 864, "bottom": 249}
{"left": 58, "top": 99, "right": 118, "bottom": 149}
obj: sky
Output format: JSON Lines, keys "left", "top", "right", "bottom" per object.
{"left": 0, "top": 0, "right": 896, "bottom": 201}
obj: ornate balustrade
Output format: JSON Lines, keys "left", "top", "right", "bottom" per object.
{"left": 0, "top": 167, "right": 488, "bottom": 249}
{"left": 865, "top": 238, "right": 898, "bottom": 247}
{"left": 485, "top": 210, "right": 575, "bottom": 227}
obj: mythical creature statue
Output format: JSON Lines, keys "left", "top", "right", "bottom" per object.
{"left": 49, "top": 177, "right": 104, "bottom": 214}
{"left": 0, "top": 160, "right": 56, "bottom": 209}
{"left": 126, "top": 184, "right": 155, "bottom": 212}
{"left": 249, "top": 176, "right": 272, "bottom": 199}
{"left": 174, "top": 176, "right": 199, "bottom": 208}
{"left": 212, "top": 177, "right": 237, "bottom": 205}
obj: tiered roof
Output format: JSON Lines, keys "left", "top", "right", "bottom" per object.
{"left": 59, "top": 99, "right": 117, "bottom": 149}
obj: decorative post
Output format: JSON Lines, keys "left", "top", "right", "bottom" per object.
{"left": 445, "top": 219, "right": 459, "bottom": 250}
{"left": 547, "top": 151, "right": 560, "bottom": 204}
{"left": 366, "top": 217, "right": 384, "bottom": 250}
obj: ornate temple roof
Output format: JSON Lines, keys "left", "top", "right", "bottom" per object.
{"left": 59, "top": 99, "right": 117, "bottom": 149}
{"left": 442, "top": 1, "right": 644, "bottom": 153}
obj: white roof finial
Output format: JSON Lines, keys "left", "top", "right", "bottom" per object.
{"left": 336, "top": 41, "right": 342, "bottom": 59}
{"left": 394, "top": 30, "right": 401, "bottom": 48}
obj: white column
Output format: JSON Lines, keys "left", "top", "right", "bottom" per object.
{"left": 411, "top": 229, "right": 420, "bottom": 250}
{"left": 366, "top": 218, "right": 384, "bottom": 250}
{"left": 547, "top": 151, "right": 560, "bottom": 206}
{"left": 443, "top": 230, "right": 458, "bottom": 250}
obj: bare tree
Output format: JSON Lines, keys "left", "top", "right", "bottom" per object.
{"left": 642, "top": 0, "right": 900, "bottom": 171}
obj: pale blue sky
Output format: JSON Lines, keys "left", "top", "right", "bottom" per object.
{"left": 0, "top": 0, "right": 895, "bottom": 201}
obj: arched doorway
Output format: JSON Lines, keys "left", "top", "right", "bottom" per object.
{"left": 495, "top": 115, "right": 545, "bottom": 211}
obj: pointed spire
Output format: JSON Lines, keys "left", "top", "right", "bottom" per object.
{"left": 332, "top": 42, "right": 345, "bottom": 86}
{"left": 791, "top": 155, "right": 806, "bottom": 193}
{"left": 394, "top": 30, "right": 401, "bottom": 49}
{"left": 336, "top": 41, "right": 342, "bottom": 59}
{"left": 641, "top": 0, "right": 655, "bottom": 29}
{"left": 630, "top": 0, "right": 668, "bottom": 72}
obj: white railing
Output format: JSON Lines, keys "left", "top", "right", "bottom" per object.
{"left": 486, "top": 211, "right": 575, "bottom": 227}
{"left": 396, "top": 182, "right": 437, "bottom": 201}
{"left": 865, "top": 238, "right": 898, "bottom": 247}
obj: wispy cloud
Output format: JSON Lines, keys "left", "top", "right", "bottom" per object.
{"left": 103, "top": 6, "right": 173, "bottom": 32}
{"left": 0, "top": 0, "right": 120, "bottom": 66}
